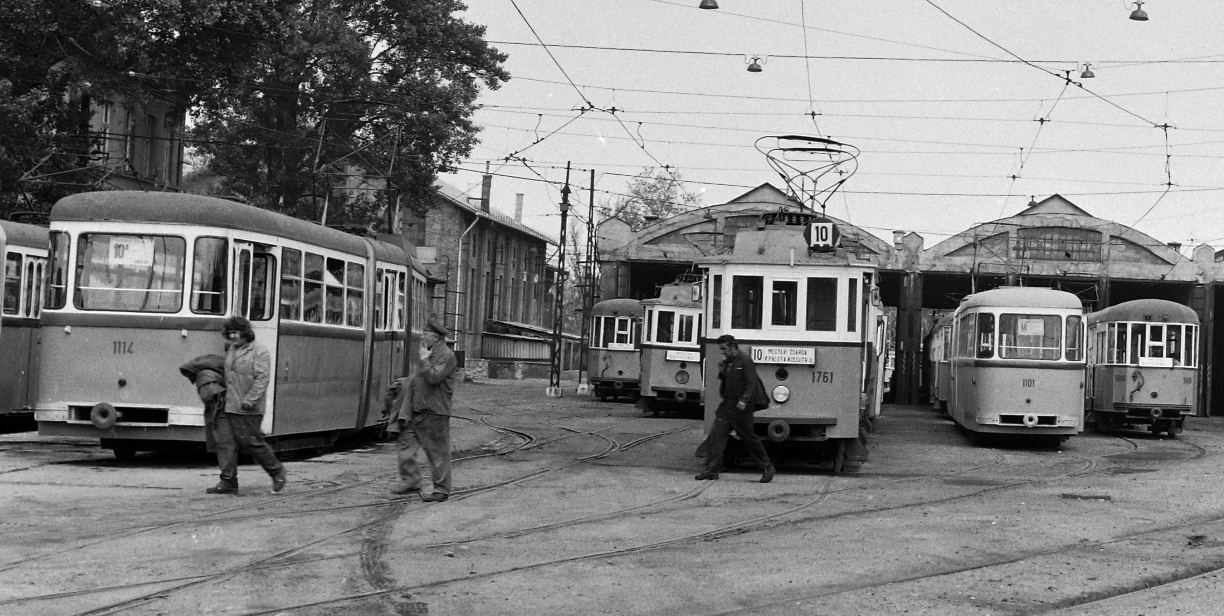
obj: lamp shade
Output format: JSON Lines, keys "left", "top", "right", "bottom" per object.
{"left": 699, "top": 0, "right": 718, "bottom": 9}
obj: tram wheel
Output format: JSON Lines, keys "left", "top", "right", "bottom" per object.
{"left": 831, "top": 439, "right": 847, "bottom": 474}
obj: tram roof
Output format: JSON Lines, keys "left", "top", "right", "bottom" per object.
{"left": 640, "top": 282, "right": 702, "bottom": 307}
{"left": 52, "top": 191, "right": 413, "bottom": 266}
{"left": 1087, "top": 299, "right": 1199, "bottom": 325}
{"left": 694, "top": 225, "right": 876, "bottom": 268}
{"left": 591, "top": 298, "right": 644, "bottom": 317}
{"left": 959, "top": 287, "right": 1083, "bottom": 311}
{"left": 0, "top": 220, "right": 49, "bottom": 250}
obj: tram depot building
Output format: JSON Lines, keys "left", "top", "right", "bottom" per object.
{"left": 597, "top": 185, "right": 1224, "bottom": 416}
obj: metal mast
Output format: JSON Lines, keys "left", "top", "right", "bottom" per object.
{"left": 546, "top": 163, "right": 572, "bottom": 397}
{"left": 576, "top": 168, "right": 598, "bottom": 395}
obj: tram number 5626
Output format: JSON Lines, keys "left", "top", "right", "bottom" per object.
{"left": 1021, "top": 378, "right": 1035, "bottom": 387}
{"left": 113, "top": 341, "right": 135, "bottom": 355}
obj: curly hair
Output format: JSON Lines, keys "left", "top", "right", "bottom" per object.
{"left": 221, "top": 315, "right": 256, "bottom": 342}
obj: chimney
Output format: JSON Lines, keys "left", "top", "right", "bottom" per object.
{"left": 1168, "top": 242, "right": 1182, "bottom": 252}
{"left": 479, "top": 173, "right": 492, "bottom": 213}
{"left": 893, "top": 230, "right": 905, "bottom": 250}
{"left": 515, "top": 193, "right": 524, "bottom": 223}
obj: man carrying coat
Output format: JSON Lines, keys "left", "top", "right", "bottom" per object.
{"left": 391, "top": 316, "right": 460, "bottom": 502}
{"left": 696, "top": 334, "right": 775, "bottom": 483}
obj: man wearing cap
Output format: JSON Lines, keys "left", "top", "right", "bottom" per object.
{"left": 696, "top": 334, "right": 775, "bottom": 483}
{"left": 392, "top": 315, "right": 460, "bottom": 502}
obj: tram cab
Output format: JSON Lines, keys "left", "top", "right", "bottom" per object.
{"left": 926, "top": 313, "right": 954, "bottom": 414}
{"left": 638, "top": 274, "right": 704, "bottom": 413}
{"left": 0, "top": 220, "right": 47, "bottom": 424}
{"left": 1085, "top": 299, "right": 1199, "bottom": 436}
{"left": 588, "top": 298, "right": 643, "bottom": 401}
{"left": 696, "top": 211, "right": 885, "bottom": 472}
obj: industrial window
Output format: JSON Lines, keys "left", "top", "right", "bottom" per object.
{"left": 74, "top": 234, "right": 185, "bottom": 313}
{"left": 280, "top": 248, "right": 302, "bottom": 321}
{"left": 1014, "top": 227, "right": 1102, "bottom": 262}
{"left": 805, "top": 277, "right": 837, "bottom": 331}
{"left": 731, "top": 275, "right": 763, "bottom": 330}
{"left": 190, "top": 237, "right": 227, "bottom": 315}
{"left": 998, "top": 314, "right": 1060, "bottom": 360}
{"left": 3, "top": 253, "right": 20, "bottom": 315}
{"left": 770, "top": 280, "right": 798, "bottom": 326}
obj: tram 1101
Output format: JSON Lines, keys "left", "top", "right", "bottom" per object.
{"left": 1085, "top": 298, "right": 1199, "bottom": 436}
{"left": 696, "top": 212, "right": 886, "bottom": 473}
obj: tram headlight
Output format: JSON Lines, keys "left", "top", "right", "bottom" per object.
{"left": 772, "top": 385, "right": 790, "bottom": 403}
{"left": 675, "top": 370, "right": 689, "bottom": 384}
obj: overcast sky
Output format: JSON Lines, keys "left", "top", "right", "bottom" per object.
{"left": 441, "top": 0, "right": 1224, "bottom": 253}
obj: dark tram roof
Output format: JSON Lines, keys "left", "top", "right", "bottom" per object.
{"left": 959, "top": 287, "right": 1082, "bottom": 311}
{"left": 52, "top": 191, "right": 412, "bottom": 267}
{"left": 0, "top": 220, "right": 49, "bottom": 250}
{"left": 591, "top": 298, "right": 644, "bottom": 317}
{"left": 1088, "top": 299, "right": 1199, "bottom": 326}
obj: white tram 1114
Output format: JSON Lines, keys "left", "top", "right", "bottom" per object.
{"left": 33, "top": 191, "right": 428, "bottom": 458}
{"left": 696, "top": 212, "right": 886, "bottom": 473}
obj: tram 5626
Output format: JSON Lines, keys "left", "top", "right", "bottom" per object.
{"left": 1, "top": 220, "right": 47, "bottom": 424}
{"left": 34, "top": 192, "right": 427, "bottom": 458}
{"left": 638, "top": 275, "right": 705, "bottom": 414}
{"left": 588, "top": 298, "right": 643, "bottom": 402}
{"left": 697, "top": 212, "right": 886, "bottom": 472}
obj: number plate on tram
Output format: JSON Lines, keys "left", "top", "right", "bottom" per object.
{"left": 666, "top": 350, "right": 701, "bottom": 362}
{"left": 751, "top": 346, "right": 815, "bottom": 365}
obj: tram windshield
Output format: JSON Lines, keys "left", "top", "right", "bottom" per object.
{"left": 998, "top": 314, "right": 1062, "bottom": 360}
{"left": 648, "top": 309, "right": 698, "bottom": 346}
{"left": 74, "top": 234, "right": 186, "bottom": 312}
{"left": 593, "top": 315, "right": 638, "bottom": 350}
{"left": 3, "top": 253, "right": 19, "bottom": 314}
{"left": 1099, "top": 321, "right": 1198, "bottom": 367}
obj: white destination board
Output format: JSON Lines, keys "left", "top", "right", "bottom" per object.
{"left": 666, "top": 350, "right": 701, "bottom": 362}
{"left": 608, "top": 342, "right": 635, "bottom": 351}
{"left": 1017, "top": 318, "right": 1045, "bottom": 337}
{"left": 109, "top": 237, "right": 153, "bottom": 267}
{"left": 809, "top": 222, "right": 835, "bottom": 248}
{"left": 751, "top": 346, "right": 816, "bottom": 365}
{"left": 1138, "top": 356, "right": 1173, "bottom": 368}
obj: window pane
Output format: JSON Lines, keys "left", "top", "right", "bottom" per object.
{"left": 250, "top": 254, "right": 275, "bottom": 321}
{"left": 74, "top": 234, "right": 185, "bottom": 312}
{"left": 805, "top": 277, "right": 836, "bottom": 331}
{"left": 847, "top": 278, "right": 858, "bottom": 332}
{"left": 346, "top": 262, "right": 364, "bottom": 327}
{"left": 1065, "top": 315, "right": 1083, "bottom": 361}
{"left": 656, "top": 310, "right": 675, "bottom": 343}
{"left": 998, "top": 314, "right": 1061, "bottom": 360}
{"left": 731, "top": 276, "right": 763, "bottom": 329}
{"left": 1129, "top": 323, "right": 1146, "bottom": 362}
{"left": 191, "top": 237, "right": 227, "bottom": 314}
{"left": 46, "top": 232, "right": 69, "bottom": 310}
{"left": 28, "top": 261, "right": 43, "bottom": 317}
{"left": 711, "top": 275, "right": 722, "bottom": 329}
{"left": 679, "top": 314, "right": 695, "bottom": 343}
{"left": 976, "top": 313, "right": 995, "bottom": 359}
{"left": 1187, "top": 325, "right": 1198, "bottom": 367}
{"left": 1167, "top": 325, "right": 1183, "bottom": 365}
{"left": 645, "top": 309, "right": 653, "bottom": 343}
{"left": 4, "top": 253, "right": 20, "bottom": 315}
{"left": 280, "top": 249, "right": 302, "bottom": 321}
{"left": 303, "top": 253, "right": 324, "bottom": 323}
{"left": 771, "top": 280, "right": 797, "bottom": 326}
{"left": 1148, "top": 324, "right": 1165, "bottom": 357}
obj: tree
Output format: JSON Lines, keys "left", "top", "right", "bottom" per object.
{"left": 189, "top": 0, "right": 509, "bottom": 228}
{"left": 600, "top": 167, "right": 702, "bottom": 230}
{"left": 0, "top": 0, "right": 278, "bottom": 214}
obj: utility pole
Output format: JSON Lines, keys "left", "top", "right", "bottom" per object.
{"left": 576, "top": 168, "right": 598, "bottom": 395}
{"left": 546, "top": 163, "right": 572, "bottom": 397}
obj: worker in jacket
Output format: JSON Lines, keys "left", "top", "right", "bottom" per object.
{"left": 696, "top": 334, "right": 775, "bottom": 483}
{"left": 391, "top": 315, "right": 460, "bottom": 502}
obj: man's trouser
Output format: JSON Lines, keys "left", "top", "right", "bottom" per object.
{"left": 214, "top": 412, "right": 284, "bottom": 488}
{"left": 397, "top": 410, "right": 453, "bottom": 495}
{"left": 703, "top": 400, "right": 771, "bottom": 472}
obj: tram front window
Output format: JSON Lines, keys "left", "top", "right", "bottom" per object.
{"left": 771, "top": 280, "right": 797, "bottom": 326}
{"left": 805, "top": 277, "right": 836, "bottom": 331}
{"left": 656, "top": 310, "right": 674, "bottom": 343}
{"left": 3, "top": 253, "right": 20, "bottom": 314}
{"left": 731, "top": 275, "right": 763, "bottom": 330}
{"left": 998, "top": 314, "right": 1061, "bottom": 360}
{"left": 46, "top": 231, "right": 70, "bottom": 310}
{"left": 74, "top": 234, "right": 185, "bottom": 313}
{"left": 191, "top": 237, "right": 227, "bottom": 315}
{"left": 1065, "top": 315, "right": 1083, "bottom": 361}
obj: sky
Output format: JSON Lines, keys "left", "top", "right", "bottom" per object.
{"left": 441, "top": 0, "right": 1224, "bottom": 254}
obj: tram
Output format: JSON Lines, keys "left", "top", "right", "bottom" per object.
{"left": 926, "top": 313, "right": 954, "bottom": 415}
{"left": 638, "top": 274, "right": 704, "bottom": 414}
{"left": 696, "top": 211, "right": 887, "bottom": 472}
{"left": 946, "top": 287, "right": 1085, "bottom": 444}
{"left": 34, "top": 191, "right": 429, "bottom": 458}
{"left": 1085, "top": 299, "right": 1199, "bottom": 436}
{"left": 588, "top": 298, "right": 643, "bottom": 401}
{"left": 1, "top": 220, "right": 47, "bottom": 424}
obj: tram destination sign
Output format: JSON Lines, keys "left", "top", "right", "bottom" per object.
{"left": 666, "top": 350, "right": 701, "bottom": 362}
{"left": 750, "top": 345, "right": 816, "bottom": 365}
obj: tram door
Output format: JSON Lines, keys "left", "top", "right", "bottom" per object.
{"left": 233, "top": 241, "right": 280, "bottom": 434}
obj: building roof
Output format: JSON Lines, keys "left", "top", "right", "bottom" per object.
{"left": 434, "top": 180, "right": 556, "bottom": 246}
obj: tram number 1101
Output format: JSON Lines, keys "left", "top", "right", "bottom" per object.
{"left": 1021, "top": 378, "right": 1035, "bottom": 387}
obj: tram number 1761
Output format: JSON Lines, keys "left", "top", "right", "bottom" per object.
{"left": 815, "top": 371, "right": 834, "bottom": 383}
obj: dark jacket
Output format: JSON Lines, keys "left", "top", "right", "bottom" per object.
{"left": 411, "top": 339, "right": 460, "bottom": 415}
{"left": 718, "top": 348, "right": 770, "bottom": 411}
{"left": 179, "top": 354, "right": 227, "bottom": 403}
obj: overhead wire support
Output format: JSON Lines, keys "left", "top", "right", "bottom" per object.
{"left": 577, "top": 168, "right": 598, "bottom": 396}
{"left": 547, "top": 162, "right": 573, "bottom": 398}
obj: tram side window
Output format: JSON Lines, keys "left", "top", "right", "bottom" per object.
{"left": 1065, "top": 315, "right": 1083, "bottom": 361}
{"left": 74, "top": 234, "right": 185, "bottom": 313}
{"left": 26, "top": 259, "right": 43, "bottom": 317}
{"left": 975, "top": 314, "right": 995, "bottom": 358}
{"left": 46, "top": 231, "right": 69, "bottom": 310}
{"left": 656, "top": 310, "right": 674, "bottom": 343}
{"left": 711, "top": 275, "right": 722, "bottom": 329}
{"left": 191, "top": 238, "right": 227, "bottom": 315}
{"left": 1166, "top": 325, "right": 1183, "bottom": 366}
{"left": 1096, "top": 330, "right": 1107, "bottom": 364}
{"left": 771, "top": 280, "right": 798, "bottom": 326}
{"left": 280, "top": 248, "right": 302, "bottom": 321}
{"left": 847, "top": 277, "right": 858, "bottom": 333}
{"left": 3, "top": 253, "right": 20, "bottom": 315}
{"left": 1129, "top": 323, "right": 1146, "bottom": 364}
{"left": 375, "top": 268, "right": 386, "bottom": 329}
{"left": 731, "top": 276, "right": 763, "bottom": 329}
{"left": 1110, "top": 322, "right": 1126, "bottom": 363}
{"left": 247, "top": 253, "right": 276, "bottom": 321}
{"left": 805, "top": 277, "right": 837, "bottom": 331}
{"left": 395, "top": 271, "right": 406, "bottom": 330}
{"left": 678, "top": 313, "right": 695, "bottom": 344}
{"left": 324, "top": 258, "right": 346, "bottom": 325}
{"left": 998, "top": 314, "right": 1059, "bottom": 360}
{"left": 303, "top": 253, "right": 325, "bottom": 323}
{"left": 615, "top": 317, "right": 633, "bottom": 346}
{"left": 1186, "top": 325, "right": 1199, "bottom": 367}
{"left": 1147, "top": 324, "right": 1165, "bottom": 359}
{"left": 346, "top": 262, "right": 364, "bottom": 327}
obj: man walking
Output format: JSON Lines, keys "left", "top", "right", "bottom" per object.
{"left": 392, "top": 316, "right": 460, "bottom": 502}
{"left": 696, "top": 334, "right": 775, "bottom": 483}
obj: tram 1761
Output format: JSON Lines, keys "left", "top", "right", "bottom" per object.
{"left": 946, "top": 287, "right": 1085, "bottom": 444}
{"left": 697, "top": 211, "right": 887, "bottom": 473}
{"left": 587, "top": 298, "right": 643, "bottom": 402}
{"left": 33, "top": 191, "right": 429, "bottom": 458}
{"left": 1085, "top": 299, "right": 1199, "bottom": 436}
{"left": 638, "top": 274, "right": 705, "bottom": 414}
{"left": 1, "top": 220, "right": 47, "bottom": 424}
